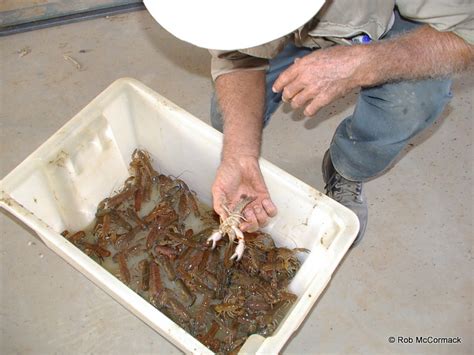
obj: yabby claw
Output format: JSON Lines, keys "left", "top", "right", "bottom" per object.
{"left": 230, "top": 239, "right": 245, "bottom": 261}
{"left": 207, "top": 230, "right": 222, "bottom": 249}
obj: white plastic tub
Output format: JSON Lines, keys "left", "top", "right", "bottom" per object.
{"left": 0, "top": 78, "right": 359, "bottom": 354}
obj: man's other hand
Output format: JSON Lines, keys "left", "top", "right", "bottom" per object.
{"left": 272, "top": 45, "right": 367, "bottom": 117}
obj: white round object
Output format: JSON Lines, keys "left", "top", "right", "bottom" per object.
{"left": 144, "top": 0, "right": 326, "bottom": 50}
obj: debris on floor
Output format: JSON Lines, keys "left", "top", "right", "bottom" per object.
{"left": 63, "top": 54, "right": 83, "bottom": 70}
{"left": 17, "top": 46, "right": 31, "bottom": 57}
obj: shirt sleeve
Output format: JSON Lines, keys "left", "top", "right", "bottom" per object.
{"left": 396, "top": 0, "right": 474, "bottom": 44}
{"left": 209, "top": 50, "right": 270, "bottom": 81}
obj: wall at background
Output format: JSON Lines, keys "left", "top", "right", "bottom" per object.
{"left": 0, "top": 0, "right": 142, "bottom": 27}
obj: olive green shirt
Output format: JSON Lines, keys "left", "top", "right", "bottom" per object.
{"left": 210, "top": 0, "right": 474, "bottom": 80}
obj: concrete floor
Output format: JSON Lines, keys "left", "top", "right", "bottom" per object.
{"left": 1, "top": 10, "right": 472, "bottom": 355}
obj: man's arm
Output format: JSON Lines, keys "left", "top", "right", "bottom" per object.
{"left": 273, "top": 25, "right": 474, "bottom": 116}
{"left": 212, "top": 70, "right": 277, "bottom": 231}
{"left": 364, "top": 25, "right": 473, "bottom": 85}
{"left": 217, "top": 70, "right": 265, "bottom": 162}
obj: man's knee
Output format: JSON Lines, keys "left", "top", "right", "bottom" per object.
{"left": 356, "top": 77, "right": 452, "bottom": 140}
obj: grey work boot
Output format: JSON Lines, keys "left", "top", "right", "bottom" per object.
{"left": 322, "top": 150, "right": 368, "bottom": 246}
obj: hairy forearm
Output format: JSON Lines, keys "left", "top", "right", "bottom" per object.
{"left": 215, "top": 70, "right": 266, "bottom": 161}
{"left": 359, "top": 25, "right": 474, "bottom": 87}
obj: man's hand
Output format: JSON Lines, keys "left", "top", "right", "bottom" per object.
{"left": 273, "top": 26, "right": 473, "bottom": 117}
{"left": 212, "top": 155, "right": 277, "bottom": 232}
{"left": 272, "top": 45, "right": 367, "bottom": 117}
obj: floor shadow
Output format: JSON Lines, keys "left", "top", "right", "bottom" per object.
{"left": 142, "top": 21, "right": 211, "bottom": 78}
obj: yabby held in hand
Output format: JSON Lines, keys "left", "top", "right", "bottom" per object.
{"left": 211, "top": 155, "right": 277, "bottom": 232}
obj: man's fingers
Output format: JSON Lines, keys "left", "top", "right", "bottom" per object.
{"left": 262, "top": 198, "right": 278, "bottom": 217}
{"left": 305, "top": 85, "right": 347, "bottom": 116}
{"left": 282, "top": 80, "right": 304, "bottom": 103}
{"left": 303, "top": 92, "right": 335, "bottom": 117}
{"left": 241, "top": 210, "right": 259, "bottom": 232}
{"left": 214, "top": 204, "right": 227, "bottom": 219}
{"left": 241, "top": 198, "right": 277, "bottom": 231}
{"left": 272, "top": 65, "right": 298, "bottom": 93}
{"left": 303, "top": 99, "right": 324, "bottom": 117}
{"left": 290, "top": 88, "right": 314, "bottom": 109}
{"left": 212, "top": 190, "right": 227, "bottom": 218}
{"left": 253, "top": 204, "right": 269, "bottom": 227}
